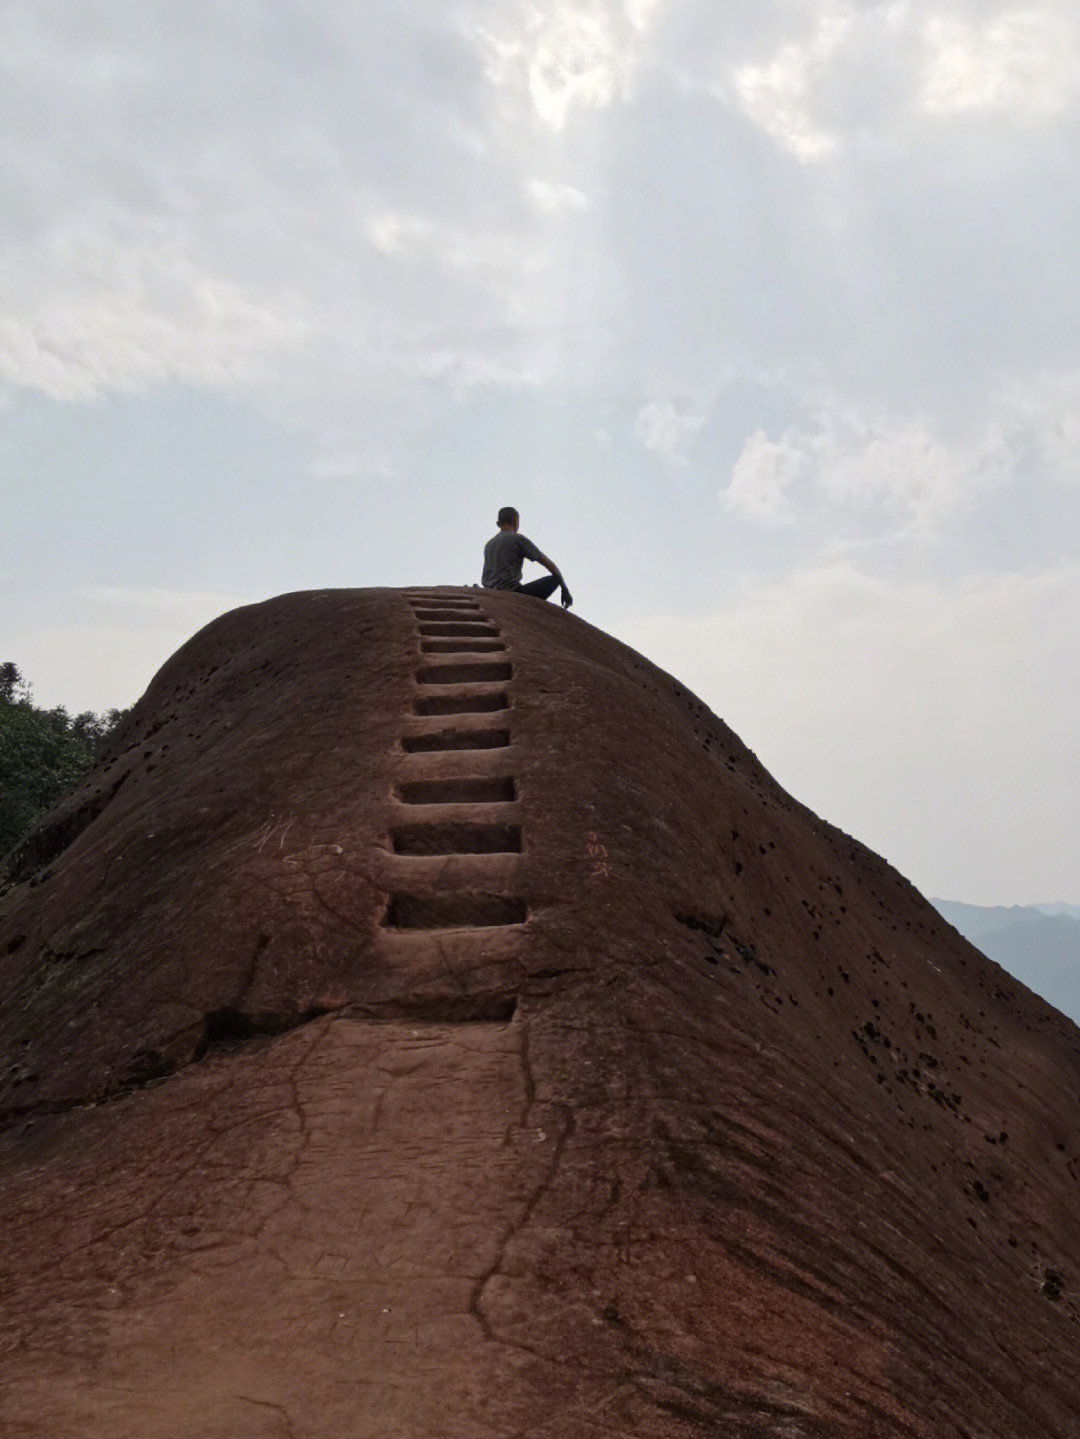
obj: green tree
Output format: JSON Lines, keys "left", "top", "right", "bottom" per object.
{"left": 0, "top": 663, "right": 126, "bottom": 859}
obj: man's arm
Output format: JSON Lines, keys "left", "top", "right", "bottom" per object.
{"left": 533, "top": 549, "right": 573, "bottom": 609}
{"left": 532, "top": 549, "right": 562, "bottom": 583}
{"left": 520, "top": 534, "right": 572, "bottom": 607}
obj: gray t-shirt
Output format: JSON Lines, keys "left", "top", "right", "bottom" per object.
{"left": 482, "top": 530, "right": 543, "bottom": 589}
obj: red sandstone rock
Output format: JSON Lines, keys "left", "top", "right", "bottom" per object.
{"left": 1, "top": 588, "right": 1078, "bottom": 1437}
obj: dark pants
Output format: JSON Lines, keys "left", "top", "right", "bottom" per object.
{"left": 516, "top": 576, "right": 561, "bottom": 600}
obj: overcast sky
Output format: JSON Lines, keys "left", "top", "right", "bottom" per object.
{"left": 3, "top": 1, "right": 1079, "bottom": 905}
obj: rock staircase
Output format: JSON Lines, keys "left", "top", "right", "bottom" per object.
{"left": 372, "top": 591, "right": 527, "bottom": 1008}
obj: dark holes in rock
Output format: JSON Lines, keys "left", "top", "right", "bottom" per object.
{"left": 398, "top": 777, "right": 516, "bottom": 805}
{"left": 401, "top": 729, "right": 511, "bottom": 753}
{"left": 384, "top": 893, "right": 528, "bottom": 929}
{"left": 413, "top": 693, "right": 509, "bottom": 716}
{"left": 203, "top": 1007, "right": 263, "bottom": 1047}
{"left": 674, "top": 910, "right": 727, "bottom": 940}
{"left": 1042, "top": 1269, "right": 1065, "bottom": 1300}
{"left": 416, "top": 663, "right": 513, "bottom": 685}
{"left": 391, "top": 822, "right": 522, "bottom": 855}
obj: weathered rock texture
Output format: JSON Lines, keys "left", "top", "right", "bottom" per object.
{"left": 2, "top": 588, "right": 1078, "bottom": 1438}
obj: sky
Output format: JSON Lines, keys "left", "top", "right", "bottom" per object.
{"left": 3, "top": 0, "right": 1079, "bottom": 907}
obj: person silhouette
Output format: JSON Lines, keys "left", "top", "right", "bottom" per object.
{"left": 481, "top": 507, "right": 573, "bottom": 608}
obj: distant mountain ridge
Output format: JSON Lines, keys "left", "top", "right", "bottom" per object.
{"left": 933, "top": 899, "right": 1080, "bottom": 1027}
{"left": 1035, "top": 902, "right": 1080, "bottom": 921}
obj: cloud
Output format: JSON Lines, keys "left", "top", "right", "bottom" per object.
{"left": 723, "top": 368, "right": 1080, "bottom": 544}
{"left": 726, "top": 400, "right": 1007, "bottom": 538}
{"left": 621, "top": 563, "right": 1080, "bottom": 903}
{"left": 730, "top": 5, "right": 854, "bottom": 160}
{"left": 0, "top": 217, "right": 307, "bottom": 402}
{"left": 1003, "top": 369, "right": 1080, "bottom": 485}
{"left": 920, "top": 8, "right": 1080, "bottom": 118}
{"left": 726, "top": 429, "right": 805, "bottom": 523}
{"left": 527, "top": 5, "right": 622, "bottom": 129}
{"left": 3, "top": 0, "right": 1080, "bottom": 498}
{"left": 625, "top": 0, "right": 663, "bottom": 33}
{"left": 470, "top": 0, "right": 656, "bottom": 130}
{"left": 525, "top": 178, "right": 590, "bottom": 213}
{"left": 1, "top": 0, "right": 647, "bottom": 471}
{"left": 723, "top": 3, "right": 1080, "bottom": 161}
{"left": 634, "top": 399, "right": 707, "bottom": 465}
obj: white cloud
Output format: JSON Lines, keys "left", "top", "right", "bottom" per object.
{"left": 621, "top": 563, "right": 1080, "bottom": 903}
{"left": 624, "top": 0, "right": 662, "bottom": 33}
{"left": 0, "top": 2, "right": 603, "bottom": 437}
{"left": 726, "top": 401, "right": 1006, "bottom": 538}
{"left": 724, "top": 3, "right": 1080, "bottom": 161}
{"left": 5, "top": 0, "right": 1079, "bottom": 468}
{"left": 413, "top": 348, "right": 543, "bottom": 394}
{"left": 1003, "top": 369, "right": 1080, "bottom": 484}
{"left": 0, "top": 218, "right": 307, "bottom": 402}
{"left": 920, "top": 8, "right": 1080, "bottom": 118}
{"left": 525, "top": 178, "right": 589, "bottom": 213}
{"left": 634, "top": 398, "right": 706, "bottom": 464}
{"left": 469, "top": 0, "right": 653, "bottom": 130}
{"left": 730, "top": 6, "right": 852, "bottom": 160}
{"left": 727, "top": 429, "right": 806, "bottom": 522}
{"left": 528, "top": 5, "right": 621, "bottom": 128}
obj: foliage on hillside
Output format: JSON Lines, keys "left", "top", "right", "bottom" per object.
{"left": 0, "top": 663, "right": 125, "bottom": 860}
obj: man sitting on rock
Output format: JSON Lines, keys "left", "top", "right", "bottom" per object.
{"left": 481, "top": 507, "right": 573, "bottom": 608}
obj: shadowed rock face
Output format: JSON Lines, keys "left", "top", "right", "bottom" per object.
{"left": 2, "top": 588, "right": 1079, "bottom": 1438}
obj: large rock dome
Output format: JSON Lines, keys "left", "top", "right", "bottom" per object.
{"left": 2, "top": 588, "right": 1078, "bottom": 1436}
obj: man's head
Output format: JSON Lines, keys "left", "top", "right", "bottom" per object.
{"left": 497, "top": 506, "right": 519, "bottom": 531}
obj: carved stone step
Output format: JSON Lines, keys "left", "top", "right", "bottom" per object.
{"left": 416, "top": 662, "right": 513, "bottom": 685}
{"left": 410, "top": 609, "right": 486, "bottom": 621}
{"left": 412, "top": 691, "right": 509, "bottom": 716}
{"left": 405, "top": 595, "right": 483, "bottom": 607}
{"left": 390, "top": 822, "right": 522, "bottom": 854}
{"left": 417, "top": 623, "right": 499, "bottom": 636}
{"left": 419, "top": 640, "right": 506, "bottom": 654}
{"left": 383, "top": 893, "right": 528, "bottom": 929}
{"left": 397, "top": 776, "right": 516, "bottom": 805}
{"left": 401, "top": 728, "right": 511, "bottom": 753}
{"left": 375, "top": 849, "right": 524, "bottom": 892}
